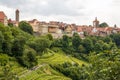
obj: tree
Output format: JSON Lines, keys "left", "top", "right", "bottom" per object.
{"left": 20, "top": 47, "right": 37, "bottom": 68}
{"left": 94, "top": 42, "right": 103, "bottom": 52}
{"left": 46, "top": 34, "right": 53, "bottom": 41}
{"left": 110, "top": 33, "right": 120, "bottom": 48}
{"left": 62, "top": 35, "right": 69, "bottom": 48}
{"left": 82, "top": 38, "right": 93, "bottom": 53}
{"left": 1, "top": 28, "right": 14, "bottom": 55}
{"left": 87, "top": 50, "right": 120, "bottom": 80}
{"left": 78, "top": 45, "right": 85, "bottom": 53}
{"left": 8, "top": 23, "right": 14, "bottom": 27}
{"left": 28, "top": 38, "right": 51, "bottom": 53}
{"left": 0, "top": 31, "right": 4, "bottom": 52}
{"left": 72, "top": 33, "right": 81, "bottom": 51}
{"left": 99, "top": 22, "right": 109, "bottom": 27}
{"left": 12, "top": 36, "right": 26, "bottom": 57}
{"left": 19, "top": 21, "right": 33, "bottom": 35}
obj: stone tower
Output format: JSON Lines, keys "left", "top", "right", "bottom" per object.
{"left": 15, "top": 9, "right": 19, "bottom": 22}
{"left": 93, "top": 17, "right": 99, "bottom": 27}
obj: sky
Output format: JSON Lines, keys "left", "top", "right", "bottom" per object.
{"left": 0, "top": 0, "right": 120, "bottom": 26}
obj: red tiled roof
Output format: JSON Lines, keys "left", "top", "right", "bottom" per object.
{"left": 0, "top": 11, "right": 6, "bottom": 19}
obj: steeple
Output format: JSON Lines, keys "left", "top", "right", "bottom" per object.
{"left": 93, "top": 17, "right": 99, "bottom": 27}
{"left": 15, "top": 9, "right": 19, "bottom": 22}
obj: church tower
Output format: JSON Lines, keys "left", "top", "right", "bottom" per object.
{"left": 93, "top": 17, "right": 99, "bottom": 27}
{"left": 15, "top": 9, "right": 19, "bottom": 22}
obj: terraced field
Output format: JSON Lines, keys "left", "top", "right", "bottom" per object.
{"left": 20, "top": 65, "right": 71, "bottom": 80}
{"left": 0, "top": 51, "right": 87, "bottom": 80}
{"left": 38, "top": 51, "right": 87, "bottom": 66}
{"left": 19, "top": 51, "right": 87, "bottom": 80}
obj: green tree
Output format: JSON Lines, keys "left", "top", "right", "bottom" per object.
{"left": 0, "top": 31, "right": 4, "bottom": 52}
{"left": 8, "top": 23, "right": 14, "bottom": 27}
{"left": 72, "top": 33, "right": 81, "bottom": 51}
{"left": 51, "top": 39, "right": 63, "bottom": 47}
{"left": 62, "top": 35, "right": 69, "bottom": 48}
{"left": 12, "top": 36, "right": 26, "bottom": 57}
{"left": 82, "top": 38, "right": 93, "bottom": 53}
{"left": 99, "top": 22, "right": 109, "bottom": 27}
{"left": 78, "top": 45, "right": 85, "bottom": 53}
{"left": 110, "top": 33, "right": 120, "bottom": 48}
{"left": 20, "top": 47, "right": 37, "bottom": 68}
{"left": 19, "top": 21, "right": 33, "bottom": 35}
{"left": 46, "top": 34, "right": 53, "bottom": 41}
{"left": 94, "top": 42, "right": 103, "bottom": 52}
{"left": 1, "top": 28, "right": 14, "bottom": 55}
{"left": 28, "top": 38, "right": 51, "bottom": 53}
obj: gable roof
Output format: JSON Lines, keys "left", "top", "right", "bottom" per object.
{"left": 0, "top": 11, "right": 6, "bottom": 19}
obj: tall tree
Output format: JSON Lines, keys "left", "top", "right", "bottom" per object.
{"left": 62, "top": 35, "right": 69, "bottom": 48}
{"left": 72, "top": 33, "right": 82, "bottom": 51}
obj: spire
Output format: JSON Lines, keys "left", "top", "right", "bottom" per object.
{"left": 15, "top": 9, "right": 19, "bottom": 22}
{"left": 93, "top": 17, "right": 99, "bottom": 27}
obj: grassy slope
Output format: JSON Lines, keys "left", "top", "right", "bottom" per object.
{"left": 38, "top": 51, "right": 87, "bottom": 66}
{"left": 0, "top": 51, "right": 87, "bottom": 80}
{"left": 20, "top": 51, "right": 87, "bottom": 80}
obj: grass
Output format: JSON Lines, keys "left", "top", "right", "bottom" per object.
{"left": 38, "top": 51, "right": 87, "bottom": 66}
{"left": 20, "top": 65, "right": 71, "bottom": 80}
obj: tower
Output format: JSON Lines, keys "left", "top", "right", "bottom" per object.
{"left": 93, "top": 17, "right": 99, "bottom": 27}
{"left": 15, "top": 9, "right": 19, "bottom": 22}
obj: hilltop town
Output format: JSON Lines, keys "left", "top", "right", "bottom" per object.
{"left": 0, "top": 9, "right": 120, "bottom": 80}
{"left": 0, "top": 9, "right": 120, "bottom": 38}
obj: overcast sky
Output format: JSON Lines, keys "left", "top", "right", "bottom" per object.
{"left": 0, "top": 0, "right": 120, "bottom": 26}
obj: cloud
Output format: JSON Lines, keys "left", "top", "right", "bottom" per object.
{"left": 0, "top": 0, "right": 85, "bottom": 16}
{"left": 0, "top": 0, "right": 27, "bottom": 8}
{"left": 0, "top": 0, "right": 120, "bottom": 26}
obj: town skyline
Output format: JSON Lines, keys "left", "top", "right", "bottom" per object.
{"left": 0, "top": 0, "right": 120, "bottom": 26}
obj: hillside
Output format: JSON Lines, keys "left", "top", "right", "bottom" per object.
{"left": 0, "top": 23, "right": 120, "bottom": 80}
{"left": 0, "top": 50, "right": 87, "bottom": 80}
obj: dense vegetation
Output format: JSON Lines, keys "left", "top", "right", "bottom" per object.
{"left": 0, "top": 22, "right": 120, "bottom": 80}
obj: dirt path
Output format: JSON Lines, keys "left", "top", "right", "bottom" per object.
{"left": 19, "top": 64, "right": 46, "bottom": 78}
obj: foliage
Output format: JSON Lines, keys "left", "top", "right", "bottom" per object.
{"left": 110, "top": 33, "right": 120, "bottom": 48}
{"left": 0, "top": 31, "right": 4, "bottom": 52}
{"left": 62, "top": 35, "right": 69, "bottom": 48}
{"left": 8, "top": 23, "right": 14, "bottom": 27}
{"left": 28, "top": 38, "right": 51, "bottom": 53}
{"left": 12, "top": 36, "right": 26, "bottom": 57}
{"left": 0, "top": 64, "right": 19, "bottom": 80}
{"left": 46, "top": 34, "right": 53, "bottom": 41}
{"left": 82, "top": 38, "right": 94, "bottom": 53}
{"left": 72, "top": 33, "right": 82, "bottom": 52}
{"left": 19, "top": 46, "right": 38, "bottom": 68}
{"left": 51, "top": 50, "right": 120, "bottom": 80}
{"left": 0, "top": 54, "right": 9, "bottom": 66}
{"left": 99, "top": 22, "right": 109, "bottom": 27}
{"left": 19, "top": 21, "right": 33, "bottom": 35}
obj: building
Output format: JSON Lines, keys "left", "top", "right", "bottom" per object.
{"left": 16, "top": 9, "right": 19, "bottom": 22}
{"left": 28, "top": 19, "right": 40, "bottom": 32}
{"left": 93, "top": 17, "right": 99, "bottom": 27}
{"left": 0, "top": 11, "right": 8, "bottom": 26}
